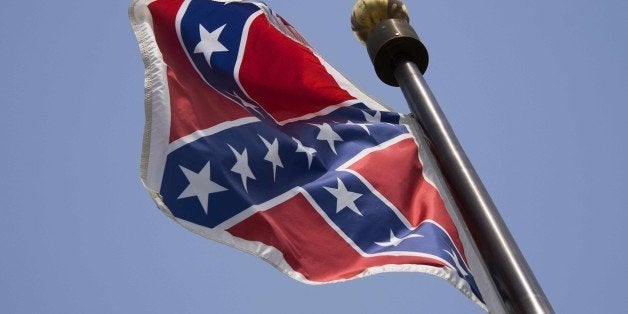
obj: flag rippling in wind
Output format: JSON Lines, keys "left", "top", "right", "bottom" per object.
{"left": 130, "top": 0, "right": 486, "bottom": 308}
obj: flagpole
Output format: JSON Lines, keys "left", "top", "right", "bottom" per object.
{"left": 351, "top": 1, "right": 553, "bottom": 313}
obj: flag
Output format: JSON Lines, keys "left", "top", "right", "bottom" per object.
{"left": 130, "top": 0, "right": 486, "bottom": 309}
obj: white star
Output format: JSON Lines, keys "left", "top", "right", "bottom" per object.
{"left": 259, "top": 135, "right": 283, "bottom": 181}
{"left": 375, "top": 230, "right": 423, "bottom": 247}
{"left": 178, "top": 162, "right": 228, "bottom": 214}
{"left": 310, "top": 123, "right": 343, "bottom": 154}
{"left": 227, "top": 91, "right": 261, "bottom": 115}
{"left": 228, "top": 145, "right": 256, "bottom": 192}
{"left": 362, "top": 110, "right": 382, "bottom": 123}
{"left": 227, "top": 91, "right": 262, "bottom": 114}
{"left": 444, "top": 249, "right": 469, "bottom": 277}
{"left": 194, "top": 24, "right": 228, "bottom": 68}
{"left": 347, "top": 120, "right": 371, "bottom": 135}
{"left": 324, "top": 178, "right": 363, "bottom": 216}
{"left": 293, "top": 137, "right": 316, "bottom": 169}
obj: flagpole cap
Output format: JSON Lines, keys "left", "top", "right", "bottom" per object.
{"left": 351, "top": 0, "right": 409, "bottom": 44}
{"left": 351, "top": 0, "right": 428, "bottom": 86}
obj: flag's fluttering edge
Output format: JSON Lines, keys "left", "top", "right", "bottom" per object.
{"left": 130, "top": 0, "right": 485, "bottom": 308}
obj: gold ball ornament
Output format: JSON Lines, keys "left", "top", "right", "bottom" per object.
{"left": 351, "top": 0, "right": 409, "bottom": 45}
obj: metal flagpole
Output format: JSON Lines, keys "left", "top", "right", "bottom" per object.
{"left": 350, "top": 1, "right": 554, "bottom": 313}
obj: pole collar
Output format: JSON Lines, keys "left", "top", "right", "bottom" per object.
{"left": 366, "top": 19, "right": 429, "bottom": 86}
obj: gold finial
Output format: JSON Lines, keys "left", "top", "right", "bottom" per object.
{"left": 351, "top": 0, "right": 409, "bottom": 45}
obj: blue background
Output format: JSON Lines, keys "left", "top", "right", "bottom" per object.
{"left": 1, "top": 0, "right": 627, "bottom": 312}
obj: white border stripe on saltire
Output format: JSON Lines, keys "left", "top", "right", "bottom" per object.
{"left": 168, "top": 117, "right": 260, "bottom": 153}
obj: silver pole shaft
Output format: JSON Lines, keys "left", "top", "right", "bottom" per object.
{"left": 393, "top": 57, "right": 554, "bottom": 313}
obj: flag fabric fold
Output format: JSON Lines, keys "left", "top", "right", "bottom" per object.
{"left": 130, "top": 0, "right": 486, "bottom": 309}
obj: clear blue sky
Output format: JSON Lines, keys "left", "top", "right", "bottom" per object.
{"left": 2, "top": 0, "right": 627, "bottom": 313}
